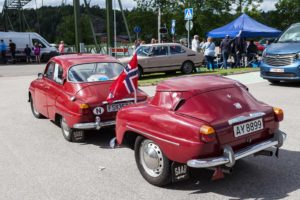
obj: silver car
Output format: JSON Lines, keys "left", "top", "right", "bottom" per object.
{"left": 118, "top": 43, "right": 203, "bottom": 77}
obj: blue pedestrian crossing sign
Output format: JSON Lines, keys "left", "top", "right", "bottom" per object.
{"left": 184, "top": 8, "right": 193, "bottom": 20}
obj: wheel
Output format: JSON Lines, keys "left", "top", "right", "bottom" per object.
{"left": 268, "top": 80, "right": 280, "bottom": 84}
{"left": 181, "top": 61, "right": 194, "bottom": 74}
{"left": 60, "top": 117, "right": 85, "bottom": 142}
{"left": 30, "top": 96, "right": 43, "bottom": 119}
{"left": 134, "top": 136, "right": 171, "bottom": 186}
{"left": 138, "top": 66, "right": 143, "bottom": 79}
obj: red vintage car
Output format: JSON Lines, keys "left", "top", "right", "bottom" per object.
{"left": 28, "top": 54, "right": 147, "bottom": 142}
{"left": 114, "top": 75, "right": 286, "bottom": 186}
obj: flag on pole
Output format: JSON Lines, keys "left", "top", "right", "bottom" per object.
{"left": 106, "top": 53, "right": 139, "bottom": 103}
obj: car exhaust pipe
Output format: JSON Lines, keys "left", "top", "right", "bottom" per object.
{"left": 254, "top": 150, "right": 273, "bottom": 157}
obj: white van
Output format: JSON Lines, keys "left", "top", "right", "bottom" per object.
{"left": 0, "top": 32, "right": 58, "bottom": 62}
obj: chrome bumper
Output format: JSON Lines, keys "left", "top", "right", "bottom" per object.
{"left": 73, "top": 120, "right": 115, "bottom": 130}
{"left": 187, "top": 129, "right": 286, "bottom": 168}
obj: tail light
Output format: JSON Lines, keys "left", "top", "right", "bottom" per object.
{"left": 200, "top": 125, "right": 216, "bottom": 143}
{"left": 79, "top": 103, "right": 91, "bottom": 115}
{"left": 273, "top": 107, "right": 284, "bottom": 122}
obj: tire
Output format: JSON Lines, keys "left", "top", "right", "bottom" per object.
{"left": 60, "top": 117, "right": 85, "bottom": 142}
{"left": 268, "top": 80, "right": 280, "bottom": 84}
{"left": 181, "top": 61, "right": 194, "bottom": 74}
{"left": 138, "top": 66, "right": 143, "bottom": 79}
{"left": 30, "top": 96, "right": 43, "bottom": 119}
{"left": 134, "top": 136, "right": 171, "bottom": 186}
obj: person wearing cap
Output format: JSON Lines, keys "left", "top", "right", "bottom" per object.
{"left": 220, "top": 35, "right": 233, "bottom": 69}
{"left": 191, "top": 35, "right": 200, "bottom": 52}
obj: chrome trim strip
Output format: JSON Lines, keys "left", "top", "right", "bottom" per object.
{"left": 102, "top": 98, "right": 135, "bottom": 105}
{"left": 228, "top": 112, "right": 266, "bottom": 125}
{"left": 127, "top": 125, "right": 180, "bottom": 146}
{"left": 73, "top": 120, "right": 116, "bottom": 129}
{"left": 187, "top": 129, "right": 286, "bottom": 168}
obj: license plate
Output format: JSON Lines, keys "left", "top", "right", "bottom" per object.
{"left": 171, "top": 162, "right": 189, "bottom": 182}
{"left": 107, "top": 102, "right": 133, "bottom": 112}
{"left": 233, "top": 118, "right": 263, "bottom": 137}
{"left": 270, "top": 68, "right": 284, "bottom": 73}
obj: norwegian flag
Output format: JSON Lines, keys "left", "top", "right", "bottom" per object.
{"left": 106, "top": 53, "right": 139, "bottom": 103}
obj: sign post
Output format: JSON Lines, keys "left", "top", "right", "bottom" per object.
{"left": 184, "top": 8, "right": 193, "bottom": 48}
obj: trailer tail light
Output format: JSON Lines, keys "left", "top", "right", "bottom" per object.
{"left": 273, "top": 107, "right": 284, "bottom": 122}
{"left": 200, "top": 125, "right": 216, "bottom": 143}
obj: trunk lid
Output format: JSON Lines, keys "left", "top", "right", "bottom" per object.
{"left": 176, "top": 86, "right": 275, "bottom": 149}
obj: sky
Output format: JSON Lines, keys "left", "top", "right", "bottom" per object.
{"left": 0, "top": 0, "right": 278, "bottom": 11}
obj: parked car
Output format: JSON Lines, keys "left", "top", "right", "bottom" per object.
{"left": 114, "top": 75, "right": 286, "bottom": 186}
{"left": 0, "top": 31, "right": 58, "bottom": 62}
{"left": 118, "top": 43, "right": 204, "bottom": 77}
{"left": 260, "top": 23, "right": 300, "bottom": 83}
{"left": 254, "top": 41, "right": 265, "bottom": 55}
{"left": 28, "top": 54, "right": 148, "bottom": 142}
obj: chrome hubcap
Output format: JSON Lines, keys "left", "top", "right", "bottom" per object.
{"left": 140, "top": 140, "right": 164, "bottom": 177}
{"left": 61, "top": 118, "right": 70, "bottom": 137}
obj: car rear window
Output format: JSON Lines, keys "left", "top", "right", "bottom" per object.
{"left": 68, "top": 62, "right": 124, "bottom": 83}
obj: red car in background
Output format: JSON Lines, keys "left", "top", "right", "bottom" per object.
{"left": 114, "top": 75, "right": 286, "bottom": 186}
{"left": 28, "top": 54, "right": 147, "bottom": 142}
{"left": 255, "top": 41, "right": 265, "bottom": 55}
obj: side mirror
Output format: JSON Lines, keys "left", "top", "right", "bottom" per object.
{"left": 37, "top": 73, "right": 43, "bottom": 79}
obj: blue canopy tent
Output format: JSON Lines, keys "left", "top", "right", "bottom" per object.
{"left": 207, "top": 14, "right": 281, "bottom": 38}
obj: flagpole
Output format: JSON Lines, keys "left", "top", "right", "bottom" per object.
{"left": 134, "top": 90, "right": 137, "bottom": 104}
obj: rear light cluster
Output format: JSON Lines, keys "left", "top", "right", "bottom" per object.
{"left": 79, "top": 103, "right": 91, "bottom": 115}
{"left": 273, "top": 107, "right": 284, "bottom": 122}
{"left": 200, "top": 125, "right": 216, "bottom": 143}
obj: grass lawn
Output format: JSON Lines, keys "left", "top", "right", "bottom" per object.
{"left": 138, "top": 67, "right": 260, "bottom": 86}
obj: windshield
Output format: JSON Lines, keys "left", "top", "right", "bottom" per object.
{"left": 68, "top": 62, "right": 124, "bottom": 83}
{"left": 136, "top": 46, "right": 151, "bottom": 56}
{"left": 278, "top": 24, "right": 300, "bottom": 43}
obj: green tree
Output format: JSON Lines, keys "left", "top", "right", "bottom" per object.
{"left": 274, "top": 0, "right": 300, "bottom": 29}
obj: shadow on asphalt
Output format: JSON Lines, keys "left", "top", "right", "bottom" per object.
{"left": 82, "top": 127, "right": 119, "bottom": 149}
{"left": 165, "top": 149, "right": 300, "bottom": 199}
{"left": 270, "top": 81, "right": 300, "bottom": 88}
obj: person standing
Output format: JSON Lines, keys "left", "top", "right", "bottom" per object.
{"left": 58, "top": 40, "right": 64, "bottom": 55}
{"left": 0, "top": 39, "right": 7, "bottom": 64}
{"left": 24, "top": 44, "right": 32, "bottom": 63}
{"left": 220, "top": 35, "right": 232, "bottom": 69}
{"left": 202, "top": 37, "right": 216, "bottom": 70}
{"left": 191, "top": 35, "right": 200, "bottom": 52}
{"left": 233, "top": 36, "right": 246, "bottom": 67}
{"left": 9, "top": 39, "right": 16, "bottom": 63}
{"left": 33, "top": 42, "right": 41, "bottom": 63}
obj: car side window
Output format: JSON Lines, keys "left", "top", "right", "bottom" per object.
{"left": 45, "top": 62, "right": 55, "bottom": 80}
{"left": 32, "top": 39, "right": 46, "bottom": 48}
{"left": 170, "top": 45, "right": 186, "bottom": 54}
{"left": 152, "top": 46, "right": 168, "bottom": 56}
{"left": 53, "top": 63, "right": 64, "bottom": 84}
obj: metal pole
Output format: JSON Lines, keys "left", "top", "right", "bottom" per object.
{"left": 73, "top": 0, "right": 81, "bottom": 53}
{"left": 83, "top": 0, "right": 100, "bottom": 53}
{"left": 158, "top": 7, "right": 161, "bottom": 43}
{"left": 113, "top": 0, "right": 117, "bottom": 58}
{"left": 106, "top": 0, "right": 113, "bottom": 55}
{"left": 118, "top": 0, "right": 132, "bottom": 43}
{"left": 188, "top": 20, "right": 190, "bottom": 48}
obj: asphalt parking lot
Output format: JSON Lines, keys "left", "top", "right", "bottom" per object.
{"left": 0, "top": 64, "right": 300, "bottom": 200}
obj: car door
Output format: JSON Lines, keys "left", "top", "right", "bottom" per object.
{"left": 46, "top": 62, "right": 64, "bottom": 121}
{"left": 169, "top": 45, "right": 187, "bottom": 70}
{"left": 34, "top": 62, "right": 55, "bottom": 117}
{"left": 146, "top": 45, "right": 173, "bottom": 72}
